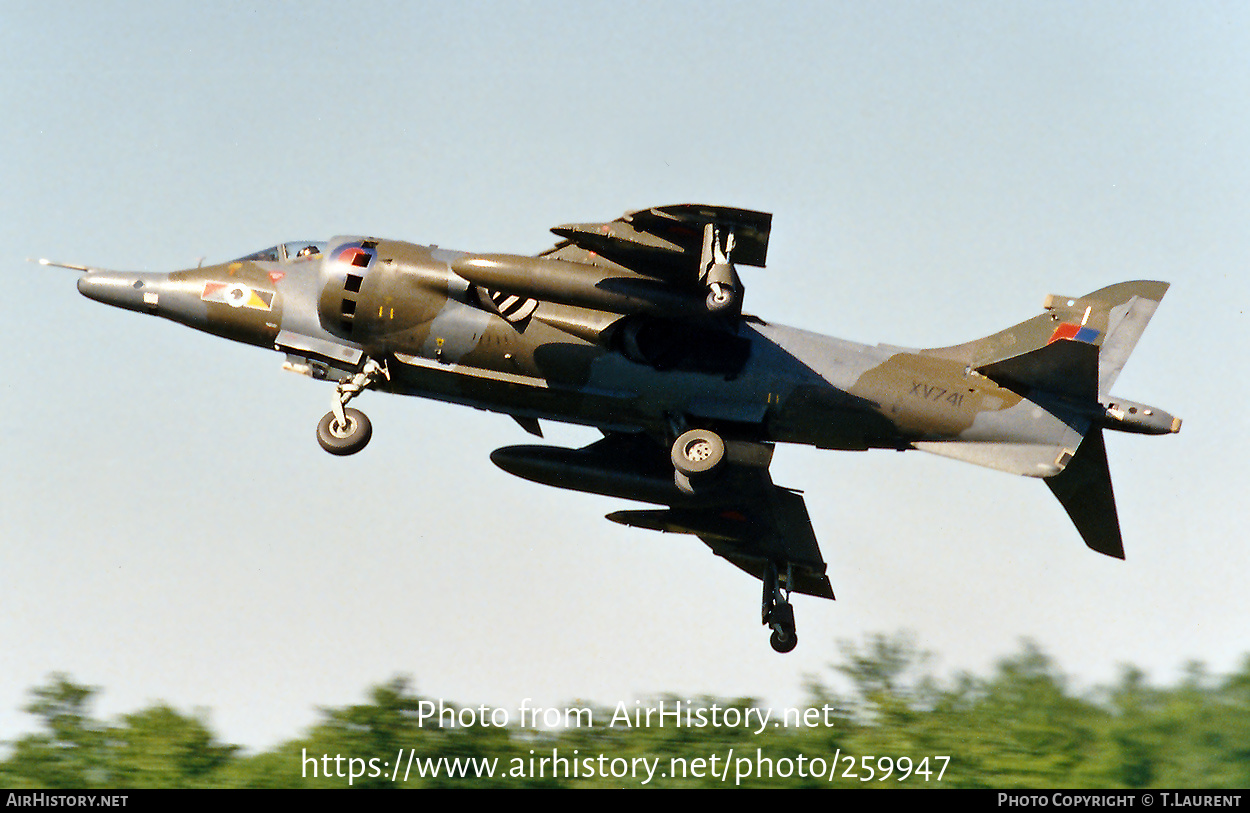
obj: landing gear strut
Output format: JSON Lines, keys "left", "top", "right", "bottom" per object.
{"left": 762, "top": 561, "right": 798, "bottom": 653}
{"left": 316, "top": 358, "right": 388, "bottom": 456}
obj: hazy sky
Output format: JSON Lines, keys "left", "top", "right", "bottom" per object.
{"left": 3, "top": 1, "right": 1247, "bottom": 751}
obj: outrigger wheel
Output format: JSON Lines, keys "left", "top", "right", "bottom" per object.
{"left": 763, "top": 561, "right": 798, "bottom": 653}
{"left": 317, "top": 408, "right": 372, "bottom": 455}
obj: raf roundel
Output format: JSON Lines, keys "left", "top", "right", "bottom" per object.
{"left": 200, "top": 280, "right": 274, "bottom": 311}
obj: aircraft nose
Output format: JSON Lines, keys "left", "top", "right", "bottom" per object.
{"left": 76, "top": 266, "right": 282, "bottom": 348}
{"left": 78, "top": 272, "right": 166, "bottom": 313}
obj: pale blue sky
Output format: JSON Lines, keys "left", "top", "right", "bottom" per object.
{"left": 3, "top": 1, "right": 1247, "bottom": 750}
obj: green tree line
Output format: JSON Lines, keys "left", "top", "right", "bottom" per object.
{"left": 3, "top": 634, "right": 1248, "bottom": 788}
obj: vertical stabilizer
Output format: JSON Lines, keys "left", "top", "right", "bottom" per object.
{"left": 1093, "top": 282, "right": 1168, "bottom": 395}
{"left": 924, "top": 281, "right": 1170, "bottom": 397}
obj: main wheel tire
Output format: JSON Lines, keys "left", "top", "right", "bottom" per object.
{"left": 770, "top": 627, "right": 798, "bottom": 654}
{"left": 317, "top": 408, "right": 372, "bottom": 456}
{"left": 671, "top": 429, "right": 726, "bottom": 476}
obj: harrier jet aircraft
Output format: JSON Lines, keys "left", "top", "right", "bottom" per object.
{"left": 46, "top": 204, "right": 1179, "bottom": 652}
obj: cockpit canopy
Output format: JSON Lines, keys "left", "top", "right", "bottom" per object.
{"left": 235, "top": 241, "right": 327, "bottom": 263}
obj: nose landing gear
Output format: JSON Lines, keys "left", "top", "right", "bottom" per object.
{"left": 316, "top": 358, "right": 388, "bottom": 456}
{"left": 317, "top": 408, "right": 372, "bottom": 455}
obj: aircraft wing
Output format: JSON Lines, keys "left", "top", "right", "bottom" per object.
{"left": 607, "top": 479, "right": 835, "bottom": 600}
{"left": 541, "top": 204, "right": 772, "bottom": 282}
{"left": 454, "top": 204, "right": 773, "bottom": 324}
{"left": 492, "top": 432, "right": 833, "bottom": 600}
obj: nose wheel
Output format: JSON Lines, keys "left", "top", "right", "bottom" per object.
{"left": 316, "top": 358, "right": 387, "bottom": 456}
{"left": 317, "top": 408, "right": 372, "bottom": 455}
{"left": 763, "top": 561, "right": 798, "bottom": 653}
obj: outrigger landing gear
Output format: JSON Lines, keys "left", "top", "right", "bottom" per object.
{"left": 316, "top": 358, "right": 389, "bottom": 456}
{"left": 762, "top": 561, "right": 798, "bottom": 653}
{"left": 699, "top": 221, "right": 742, "bottom": 316}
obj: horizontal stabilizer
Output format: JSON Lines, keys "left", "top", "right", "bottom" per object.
{"left": 978, "top": 339, "right": 1099, "bottom": 401}
{"left": 1044, "top": 427, "right": 1124, "bottom": 558}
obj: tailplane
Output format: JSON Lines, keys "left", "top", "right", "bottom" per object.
{"left": 920, "top": 281, "right": 1175, "bottom": 558}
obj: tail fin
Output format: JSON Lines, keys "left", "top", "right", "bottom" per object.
{"left": 925, "top": 280, "right": 1169, "bottom": 398}
{"left": 1089, "top": 281, "right": 1170, "bottom": 394}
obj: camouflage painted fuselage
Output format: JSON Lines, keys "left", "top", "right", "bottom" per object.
{"left": 78, "top": 233, "right": 1045, "bottom": 462}
{"left": 76, "top": 235, "right": 1169, "bottom": 479}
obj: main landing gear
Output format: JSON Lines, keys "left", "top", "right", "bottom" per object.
{"left": 671, "top": 428, "right": 726, "bottom": 494}
{"left": 763, "top": 561, "right": 798, "bottom": 653}
{"left": 316, "top": 358, "right": 388, "bottom": 456}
